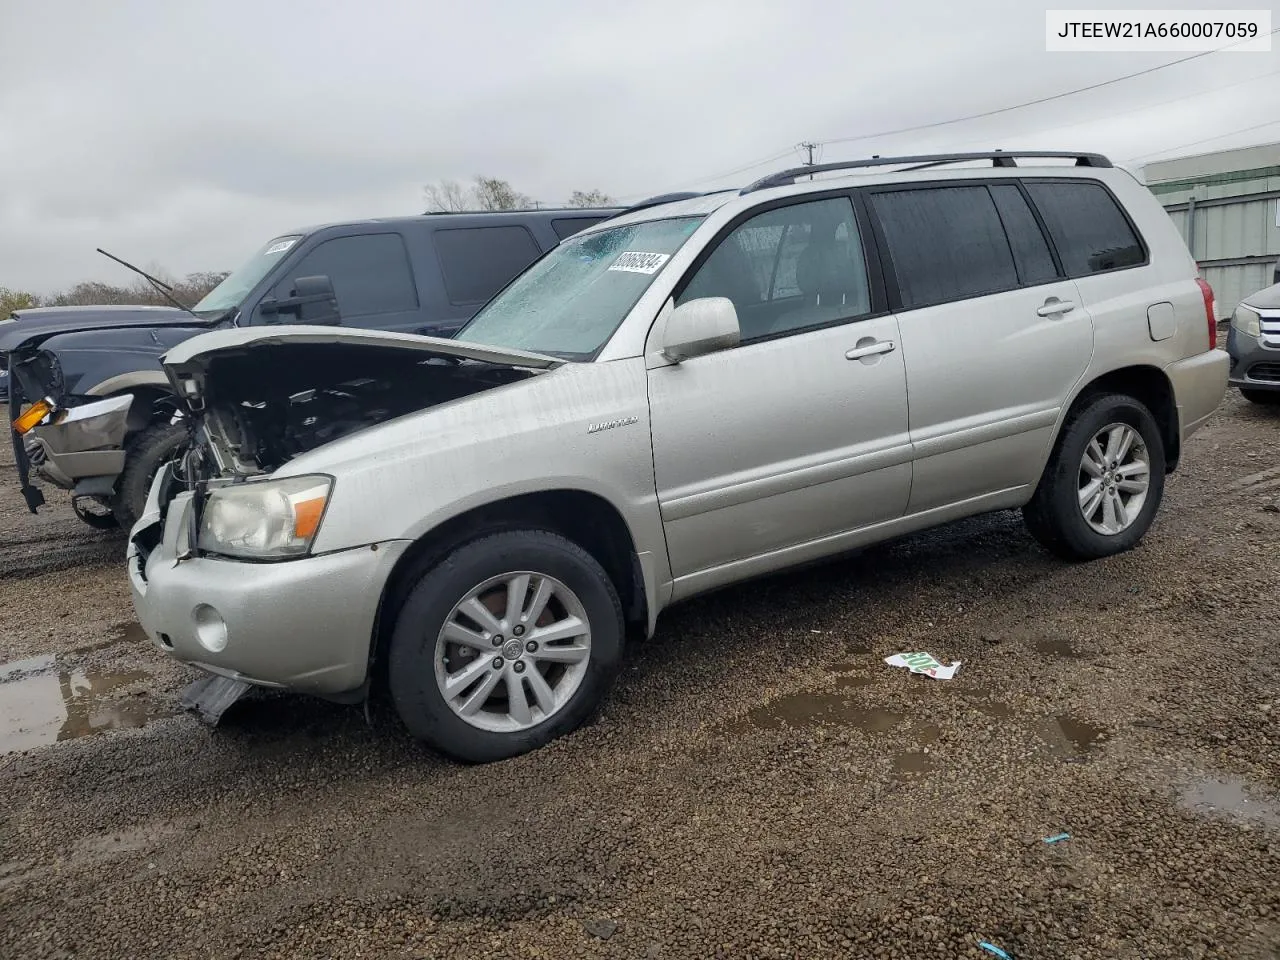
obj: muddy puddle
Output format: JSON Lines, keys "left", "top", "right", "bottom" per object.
{"left": 740, "top": 682, "right": 1106, "bottom": 771}
{"left": 0, "top": 624, "right": 165, "bottom": 755}
{"left": 746, "top": 692, "right": 904, "bottom": 732}
{"left": 1034, "top": 636, "right": 1081, "bottom": 657}
{"left": 1180, "top": 775, "right": 1280, "bottom": 830}
{"left": 973, "top": 700, "right": 1106, "bottom": 758}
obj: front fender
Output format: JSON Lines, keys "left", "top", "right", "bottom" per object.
{"left": 41, "top": 326, "right": 206, "bottom": 398}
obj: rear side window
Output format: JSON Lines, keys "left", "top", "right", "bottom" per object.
{"left": 988, "top": 184, "right": 1058, "bottom": 285}
{"left": 434, "top": 226, "right": 542, "bottom": 305}
{"left": 273, "top": 233, "right": 418, "bottom": 317}
{"left": 552, "top": 217, "right": 609, "bottom": 240}
{"left": 869, "top": 186, "right": 1018, "bottom": 309}
{"left": 1024, "top": 181, "right": 1145, "bottom": 276}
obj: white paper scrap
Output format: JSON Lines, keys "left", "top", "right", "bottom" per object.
{"left": 884, "top": 652, "right": 962, "bottom": 680}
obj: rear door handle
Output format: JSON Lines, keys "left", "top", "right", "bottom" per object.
{"left": 845, "top": 340, "right": 896, "bottom": 360}
{"left": 1037, "top": 299, "right": 1076, "bottom": 317}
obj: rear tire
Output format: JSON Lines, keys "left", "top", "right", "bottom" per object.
{"left": 112, "top": 422, "right": 188, "bottom": 531}
{"left": 1241, "top": 388, "right": 1280, "bottom": 405}
{"left": 388, "top": 529, "right": 624, "bottom": 763}
{"left": 1023, "top": 393, "right": 1165, "bottom": 561}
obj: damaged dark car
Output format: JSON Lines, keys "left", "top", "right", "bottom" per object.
{"left": 3, "top": 206, "right": 617, "bottom": 529}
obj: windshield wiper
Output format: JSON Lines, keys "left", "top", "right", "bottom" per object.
{"left": 96, "top": 248, "right": 199, "bottom": 318}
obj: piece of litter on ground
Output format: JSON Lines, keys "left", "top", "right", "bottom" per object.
{"left": 1043, "top": 832, "right": 1071, "bottom": 844}
{"left": 978, "top": 942, "right": 1012, "bottom": 959}
{"left": 884, "top": 652, "right": 961, "bottom": 680}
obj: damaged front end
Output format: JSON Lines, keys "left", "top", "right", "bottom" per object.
{"left": 129, "top": 326, "right": 561, "bottom": 712}
{"left": 6, "top": 346, "right": 134, "bottom": 511}
{"left": 164, "top": 330, "right": 554, "bottom": 483}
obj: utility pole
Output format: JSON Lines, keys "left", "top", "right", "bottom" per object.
{"left": 799, "top": 141, "right": 817, "bottom": 180}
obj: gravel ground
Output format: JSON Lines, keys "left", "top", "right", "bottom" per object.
{"left": 1, "top": 389, "right": 1278, "bottom": 960}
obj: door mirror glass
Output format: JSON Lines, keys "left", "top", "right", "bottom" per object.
{"left": 661, "top": 297, "right": 740, "bottom": 362}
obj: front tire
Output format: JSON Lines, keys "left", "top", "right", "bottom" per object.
{"left": 112, "top": 422, "right": 188, "bottom": 531}
{"left": 388, "top": 530, "right": 624, "bottom": 763}
{"left": 1023, "top": 393, "right": 1166, "bottom": 561}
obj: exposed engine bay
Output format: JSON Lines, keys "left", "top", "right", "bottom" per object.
{"left": 175, "top": 341, "right": 542, "bottom": 481}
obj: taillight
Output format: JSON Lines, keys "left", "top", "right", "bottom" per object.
{"left": 1196, "top": 277, "right": 1216, "bottom": 350}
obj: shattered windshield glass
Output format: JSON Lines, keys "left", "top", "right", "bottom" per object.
{"left": 192, "top": 235, "right": 303, "bottom": 316}
{"left": 457, "top": 216, "right": 704, "bottom": 358}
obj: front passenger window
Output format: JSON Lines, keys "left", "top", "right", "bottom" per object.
{"left": 676, "top": 197, "right": 871, "bottom": 341}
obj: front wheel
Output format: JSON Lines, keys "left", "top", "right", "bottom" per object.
{"left": 388, "top": 530, "right": 624, "bottom": 763}
{"left": 1023, "top": 393, "right": 1166, "bottom": 561}
{"left": 111, "top": 422, "right": 188, "bottom": 531}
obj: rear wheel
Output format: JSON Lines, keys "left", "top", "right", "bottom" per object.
{"left": 1023, "top": 393, "right": 1166, "bottom": 561}
{"left": 112, "top": 422, "right": 188, "bottom": 530}
{"left": 1241, "top": 387, "right": 1280, "bottom": 405}
{"left": 388, "top": 530, "right": 624, "bottom": 763}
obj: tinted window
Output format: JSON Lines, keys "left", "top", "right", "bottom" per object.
{"left": 678, "top": 196, "right": 870, "bottom": 341}
{"left": 271, "top": 234, "right": 417, "bottom": 318}
{"left": 1025, "top": 181, "right": 1145, "bottom": 276}
{"left": 989, "top": 184, "right": 1058, "bottom": 285}
{"left": 870, "top": 186, "right": 1018, "bottom": 309}
{"left": 435, "top": 226, "right": 542, "bottom": 305}
{"left": 552, "top": 217, "right": 609, "bottom": 240}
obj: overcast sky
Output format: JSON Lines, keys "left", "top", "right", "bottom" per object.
{"left": 1, "top": 0, "right": 1276, "bottom": 293}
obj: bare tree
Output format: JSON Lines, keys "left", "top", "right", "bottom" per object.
{"left": 0, "top": 287, "right": 37, "bottom": 317}
{"left": 424, "top": 176, "right": 533, "bottom": 212}
{"left": 567, "top": 189, "right": 614, "bottom": 208}
{"left": 33, "top": 271, "right": 229, "bottom": 309}
{"left": 423, "top": 179, "right": 470, "bottom": 213}
{"left": 472, "top": 176, "right": 533, "bottom": 211}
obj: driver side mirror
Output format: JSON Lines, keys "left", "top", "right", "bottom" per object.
{"left": 661, "top": 297, "right": 740, "bottom": 362}
{"left": 258, "top": 275, "right": 341, "bottom": 325}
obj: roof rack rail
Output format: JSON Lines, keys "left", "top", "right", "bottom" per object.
{"left": 613, "top": 191, "right": 707, "bottom": 216}
{"left": 741, "top": 151, "right": 1113, "bottom": 193}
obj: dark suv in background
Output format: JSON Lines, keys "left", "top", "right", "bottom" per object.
{"left": 2, "top": 207, "right": 618, "bottom": 528}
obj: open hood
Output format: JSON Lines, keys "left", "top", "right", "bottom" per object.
{"left": 163, "top": 325, "right": 563, "bottom": 478}
{"left": 162, "top": 324, "right": 561, "bottom": 373}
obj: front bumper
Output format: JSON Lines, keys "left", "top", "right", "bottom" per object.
{"left": 1225, "top": 324, "right": 1280, "bottom": 393}
{"left": 1165, "top": 348, "right": 1229, "bottom": 441}
{"left": 127, "top": 477, "right": 411, "bottom": 696}
{"left": 23, "top": 394, "right": 132, "bottom": 490}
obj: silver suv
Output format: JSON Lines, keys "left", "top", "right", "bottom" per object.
{"left": 129, "top": 151, "right": 1227, "bottom": 762}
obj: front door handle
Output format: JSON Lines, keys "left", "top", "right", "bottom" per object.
{"left": 1037, "top": 298, "right": 1076, "bottom": 317}
{"left": 845, "top": 340, "right": 896, "bottom": 361}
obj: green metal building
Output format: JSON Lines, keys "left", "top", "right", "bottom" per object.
{"left": 1140, "top": 141, "right": 1280, "bottom": 318}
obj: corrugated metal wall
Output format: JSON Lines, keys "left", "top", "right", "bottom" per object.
{"left": 1144, "top": 146, "right": 1280, "bottom": 317}
{"left": 1166, "top": 191, "right": 1280, "bottom": 315}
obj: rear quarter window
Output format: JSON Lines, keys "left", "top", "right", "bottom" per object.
{"left": 552, "top": 217, "right": 610, "bottom": 240}
{"left": 1024, "top": 180, "right": 1146, "bottom": 276}
{"left": 434, "top": 226, "right": 542, "bottom": 305}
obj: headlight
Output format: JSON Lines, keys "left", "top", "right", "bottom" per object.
{"left": 1232, "top": 304, "right": 1262, "bottom": 338}
{"left": 197, "top": 475, "right": 332, "bottom": 560}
